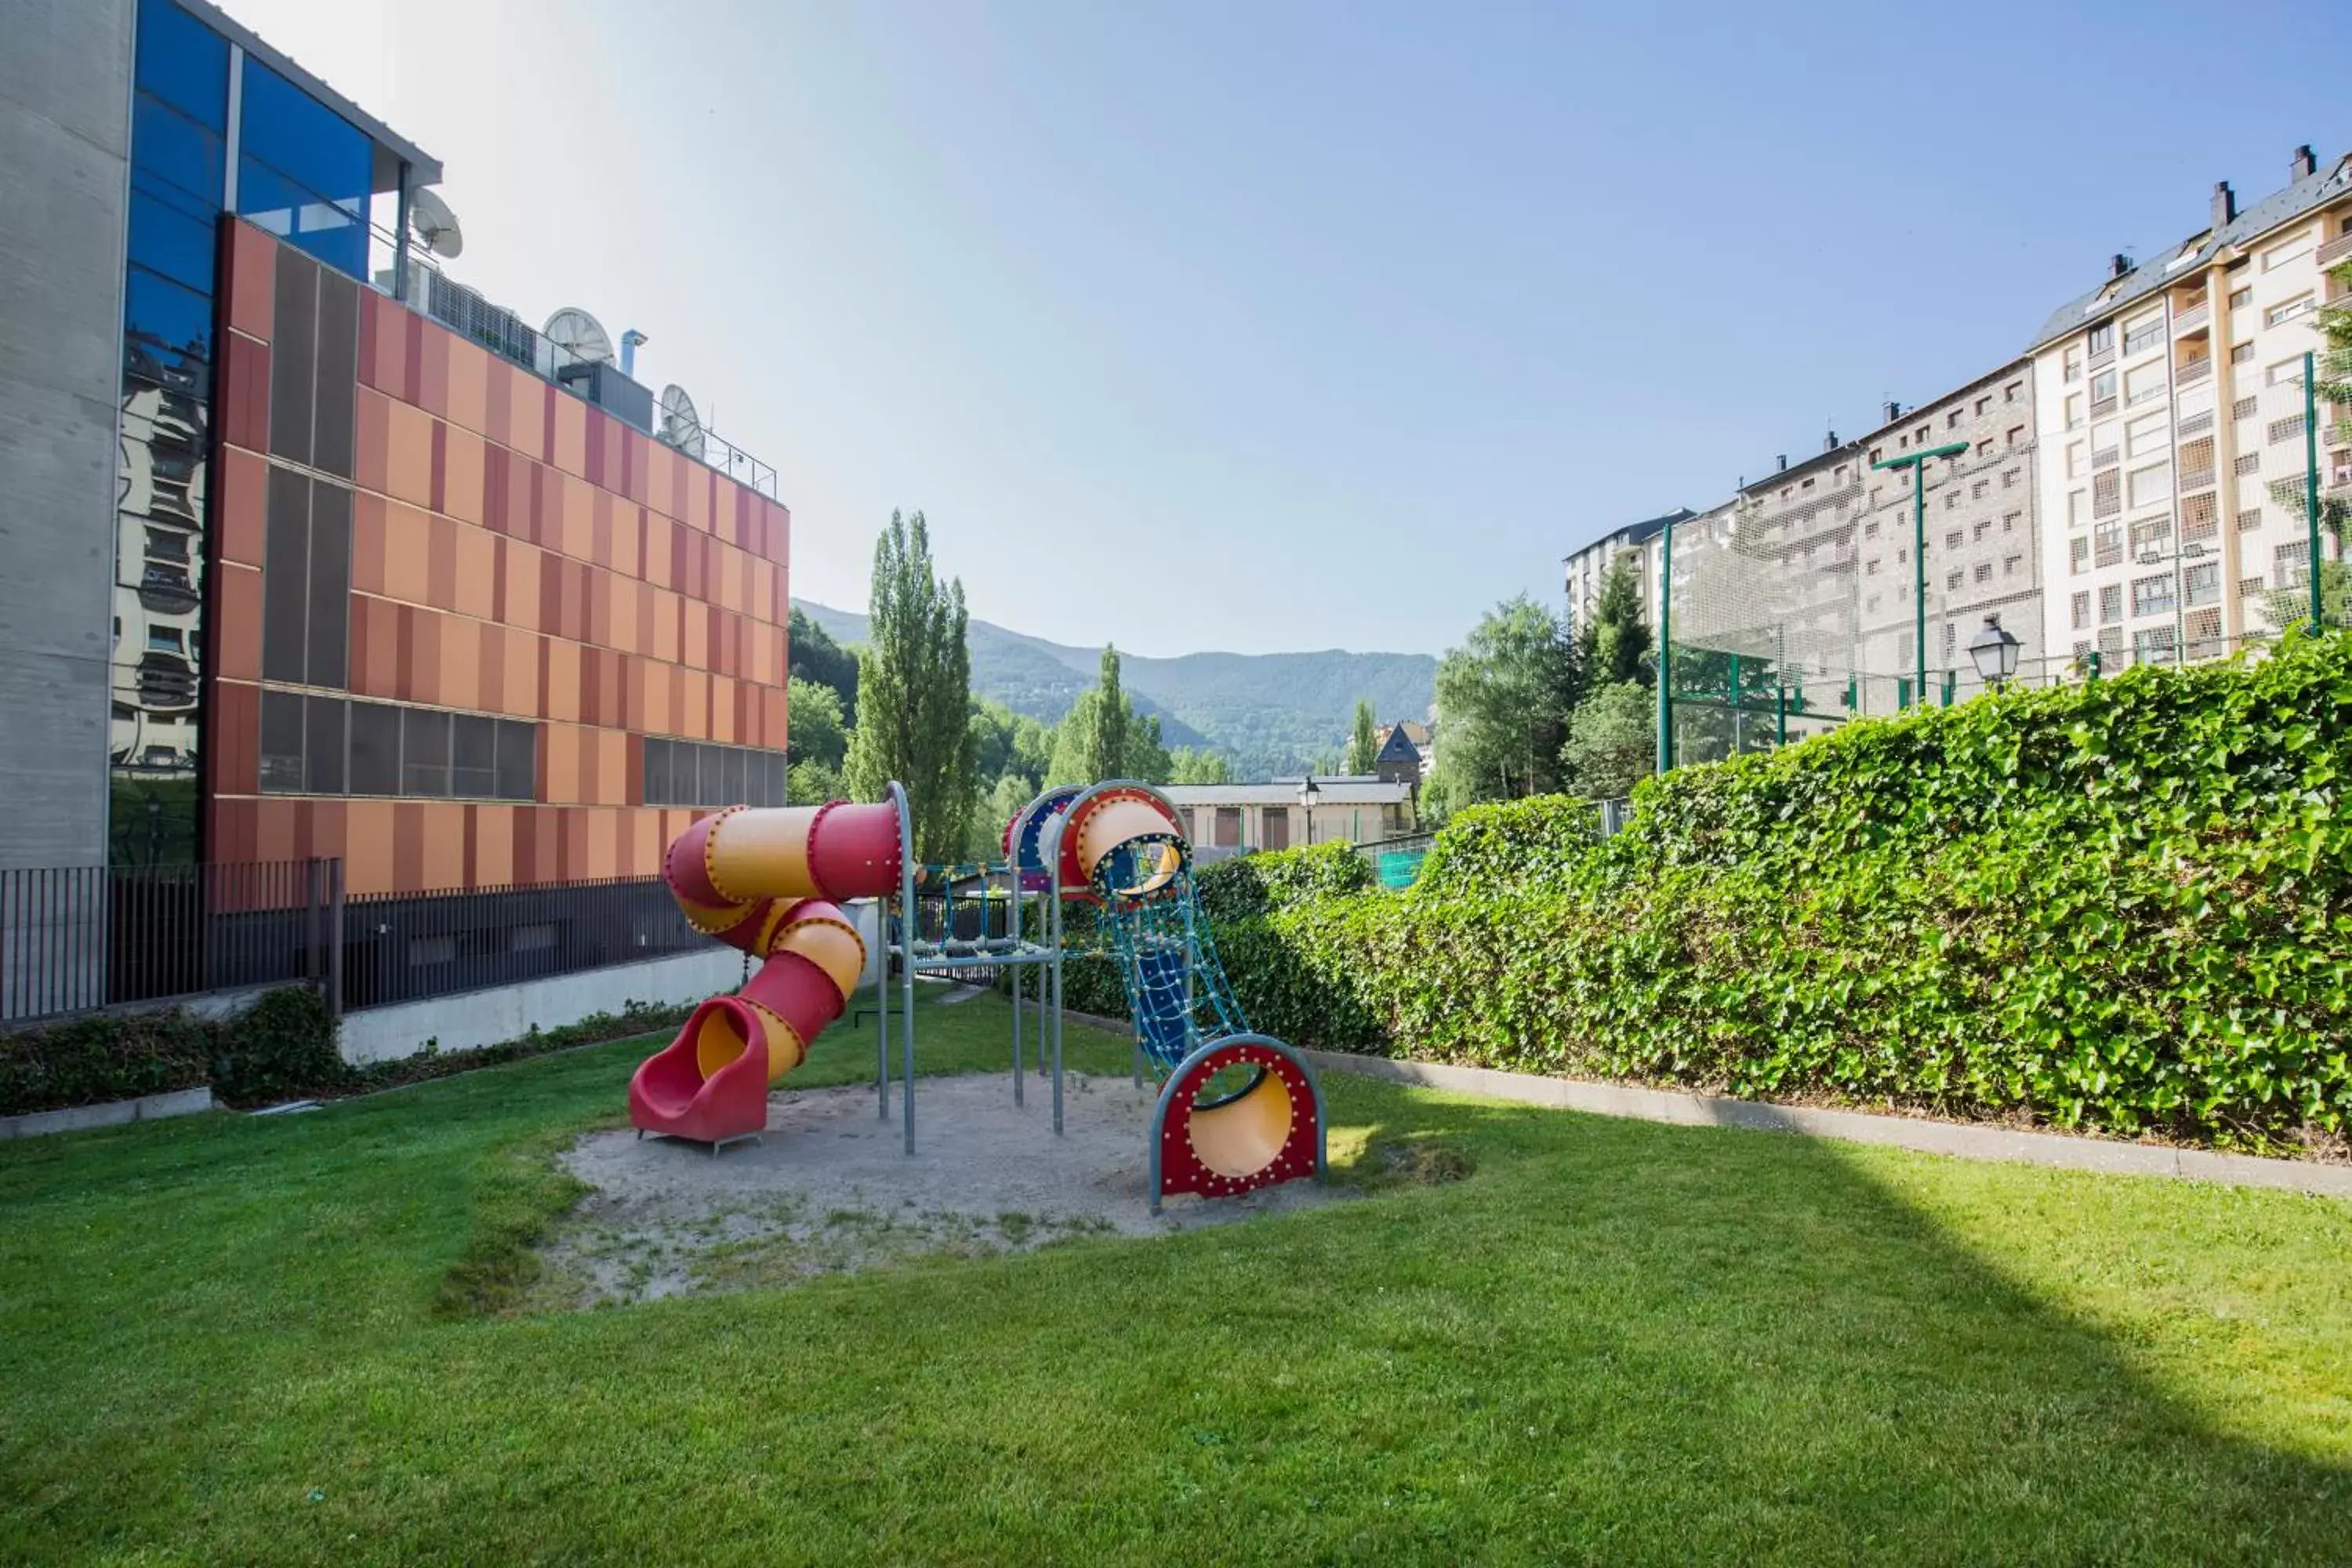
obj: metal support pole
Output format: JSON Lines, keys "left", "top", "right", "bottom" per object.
{"left": 1011, "top": 877, "right": 1024, "bottom": 1106}
{"left": 325, "top": 858, "right": 343, "bottom": 1022}
{"left": 875, "top": 900, "right": 890, "bottom": 1119}
{"left": 2307, "top": 349, "right": 2326, "bottom": 636}
{"left": 1655, "top": 510, "right": 1675, "bottom": 773}
{"left": 1776, "top": 681, "right": 1787, "bottom": 747}
{"left": 1912, "top": 461, "right": 1928, "bottom": 708}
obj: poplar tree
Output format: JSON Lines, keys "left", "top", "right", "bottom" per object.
{"left": 841, "top": 510, "right": 976, "bottom": 862}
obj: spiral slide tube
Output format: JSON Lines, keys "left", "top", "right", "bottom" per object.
{"left": 628, "top": 800, "right": 904, "bottom": 1149}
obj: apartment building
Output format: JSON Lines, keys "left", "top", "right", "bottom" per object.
{"left": 1851, "top": 365, "right": 2045, "bottom": 688}
{"left": 2027, "top": 147, "right": 2352, "bottom": 668}
{"left": 1561, "top": 508, "right": 1690, "bottom": 630}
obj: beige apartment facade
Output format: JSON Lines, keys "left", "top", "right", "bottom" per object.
{"left": 1160, "top": 778, "right": 1416, "bottom": 853}
{"left": 2028, "top": 147, "right": 2352, "bottom": 668}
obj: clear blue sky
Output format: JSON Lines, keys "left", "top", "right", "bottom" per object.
{"left": 229, "top": 0, "right": 2352, "bottom": 657}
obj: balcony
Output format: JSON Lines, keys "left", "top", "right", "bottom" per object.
{"left": 2174, "top": 357, "right": 2212, "bottom": 387}
{"left": 2090, "top": 396, "right": 2118, "bottom": 418}
{"left": 2178, "top": 466, "right": 2216, "bottom": 493}
{"left": 2172, "top": 300, "right": 2210, "bottom": 333}
{"left": 2176, "top": 409, "right": 2214, "bottom": 438}
{"left": 2318, "top": 230, "right": 2352, "bottom": 268}
{"left": 2088, "top": 345, "right": 2117, "bottom": 372}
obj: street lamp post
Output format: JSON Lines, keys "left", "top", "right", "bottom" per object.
{"left": 1966, "top": 612, "right": 2022, "bottom": 690}
{"left": 1872, "top": 441, "right": 1973, "bottom": 707}
{"left": 1296, "top": 775, "right": 1319, "bottom": 847}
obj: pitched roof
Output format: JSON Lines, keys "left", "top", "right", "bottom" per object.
{"left": 2027, "top": 152, "right": 2352, "bottom": 351}
{"left": 1374, "top": 726, "right": 1421, "bottom": 765}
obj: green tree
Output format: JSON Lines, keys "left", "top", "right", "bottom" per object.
{"left": 1168, "top": 746, "right": 1232, "bottom": 784}
{"left": 787, "top": 607, "right": 860, "bottom": 726}
{"left": 1559, "top": 680, "right": 1656, "bottom": 798}
{"left": 967, "top": 700, "right": 1054, "bottom": 797}
{"left": 785, "top": 677, "right": 848, "bottom": 771}
{"left": 1577, "top": 554, "right": 1653, "bottom": 688}
{"left": 1345, "top": 699, "right": 1379, "bottom": 774}
{"left": 1428, "top": 596, "right": 1579, "bottom": 806}
{"left": 1046, "top": 646, "right": 1158, "bottom": 786}
{"left": 789, "top": 758, "right": 845, "bottom": 805}
{"left": 841, "top": 510, "right": 977, "bottom": 862}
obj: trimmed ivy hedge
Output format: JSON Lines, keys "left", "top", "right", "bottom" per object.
{"left": 0, "top": 985, "right": 339, "bottom": 1118}
{"left": 1090, "top": 636, "right": 2352, "bottom": 1150}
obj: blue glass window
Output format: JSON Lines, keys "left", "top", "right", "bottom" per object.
{"left": 127, "top": 183, "right": 216, "bottom": 295}
{"left": 236, "top": 157, "right": 367, "bottom": 277}
{"left": 122, "top": 267, "right": 212, "bottom": 391}
{"left": 132, "top": 96, "right": 224, "bottom": 205}
{"left": 239, "top": 62, "right": 372, "bottom": 216}
{"left": 134, "top": 2, "right": 228, "bottom": 130}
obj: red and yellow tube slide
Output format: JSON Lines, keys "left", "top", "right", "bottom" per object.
{"left": 628, "top": 800, "right": 902, "bottom": 1145}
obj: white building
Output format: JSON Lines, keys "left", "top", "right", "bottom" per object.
{"left": 1159, "top": 776, "right": 1416, "bottom": 852}
{"left": 1561, "top": 508, "right": 1691, "bottom": 631}
{"left": 2027, "top": 147, "right": 2352, "bottom": 668}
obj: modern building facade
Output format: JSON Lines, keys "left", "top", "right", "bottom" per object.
{"left": 2027, "top": 147, "right": 2351, "bottom": 669}
{"left": 0, "top": 0, "right": 791, "bottom": 899}
{"left": 1852, "top": 365, "right": 2045, "bottom": 688}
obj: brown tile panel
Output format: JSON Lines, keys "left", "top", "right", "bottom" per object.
{"left": 382, "top": 502, "right": 430, "bottom": 605}
{"left": 212, "top": 680, "right": 260, "bottom": 796}
{"left": 254, "top": 797, "right": 298, "bottom": 863}
{"left": 445, "top": 337, "right": 488, "bottom": 437}
{"left": 452, "top": 526, "right": 495, "bottom": 621}
{"left": 474, "top": 804, "right": 514, "bottom": 887}
{"left": 392, "top": 801, "right": 425, "bottom": 892}
{"left": 215, "top": 562, "right": 261, "bottom": 681}
{"left": 420, "top": 801, "right": 465, "bottom": 891}
{"left": 384, "top": 398, "right": 433, "bottom": 508}
{"left": 225, "top": 221, "right": 275, "bottom": 340}
{"left": 343, "top": 800, "right": 395, "bottom": 894}
{"left": 354, "top": 387, "right": 389, "bottom": 495}
{"left": 350, "top": 492, "right": 387, "bottom": 594}
{"left": 220, "top": 332, "right": 270, "bottom": 452}
{"left": 217, "top": 447, "right": 267, "bottom": 565}
{"left": 349, "top": 594, "right": 399, "bottom": 699}
{"left": 415, "top": 321, "right": 449, "bottom": 422}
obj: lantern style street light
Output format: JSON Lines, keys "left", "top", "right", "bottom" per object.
{"left": 1967, "top": 612, "right": 2022, "bottom": 689}
{"left": 1297, "top": 775, "right": 1320, "bottom": 846}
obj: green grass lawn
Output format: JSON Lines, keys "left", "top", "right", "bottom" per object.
{"left": 3, "top": 989, "right": 2350, "bottom": 1565}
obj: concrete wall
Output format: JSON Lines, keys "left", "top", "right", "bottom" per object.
{"left": 339, "top": 948, "right": 749, "bottom": 1065}
{"left": 0, "top": 0, "right": 132, "bottom": 869}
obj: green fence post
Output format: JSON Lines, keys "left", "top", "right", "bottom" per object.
{"left": 2307, "top": 349, "right": 2325, "bottom": 636}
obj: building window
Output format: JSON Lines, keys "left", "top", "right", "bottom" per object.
{"left": 2067, "top": 490, "right": 2086, "bottom": 528}
{"left": 2090, "top": 368, "right": 2118, "bottom": 411}
{"left": 2229, "top": 287, "right": 2253, "bottom": 311}
{"left": 1973, "top": 562, "right": 1993, "bottom": 584}
{"left": 2270, "top": 415, "right": 2307, "bottom": 445}
{"left": 2125, "top": 411, "right": 2167, "bottom": 458}
{"left": 2183, "top": 562, "right": 2220, "bottom": 606}
{"left": 235, "top": 62, "right": 372, "bottom": 278}
{"left": 2065, "top": 391, "right": 2085, "bottom": 428}
{"left": 2002, "top": 468, "right": 2019, "bottom": 488}
{"left": 2093, "top": 468, "right": 2122, "bottom": 517}
{"left": 2267, "top": 358, "right": 2307, "bottom": 387}
{"left": 2276, "top": 539, "right": 2313, "bottom": 587}
{"left": 1944, "top": 528, "right": 1962, "bottom": 550}
{"left": 2127, "top": 464, "right": 2171, "bottom": 509}
{"left": 2267, "top": 294, "right": 2316, "bottom": 328}
{"left": 2100, "top": 583, "right": 2124, "bottom": 623}
{"left": 2071, "top": 535, "right": 2091, "bottom": 574}
{"left": 1213, "top": 807, "right": 1241, "bottom": 848}
{"left": 1944, "top": 492, "right": 1958, "bottom": 510}
{"left": 2134, "top": 626, "right": 2177, "bottom": 665}
{"left": 1916, "top": 424, "right": 1931, "bottom": 445}
{"left": 260, "top": 470, "right": 350, "bottom": 690}
{"left": 2235, "top": 452, "right": 2261, "bottom": 477}
{"left": 264, "top": 697, "right": 532, "bottom": 801}
{"left": 2122, "top": 314, "right": 2165, "bottom": 355}
{"left": 643, "top": 738, "right": 786, "bottom": 808}
{"left": 2063, "top": 347, "right": 2085, "bottom": 382}
{"left": 2238, "top": 506, "right": 2263, "bottom": 532}
{"left": 2125, "top": 364, "right": 2167, "bottom": 407}
{"left": 2089, "top": 322, "right": 2114, "bottom": 355}
{"left": 1865, "top": 521, "right": 1881, "bottom": 539}
{"left": 1864, "top": 559, "right": 1879, "bottom": 576}
{"left": 2005, "top": 382, "right": 2022, "bottom": 403}
{"left": 1947, "top": 409, "right": 1963, "bottom": 429}
{"left": 2071, "top": 590, "right": 2092, "bottom": 629}
{"left": 2132, "top": 574, "right": 2176, "bottom": 618}
{"left": 1974, "top": 397, "right": 1991, "bottom": 416}
{"left": 2002, "top": 511, "right": 2020, "bottom": 532}
{"left": 2241, "top": 573, "right": 2264, "bottom": 596}
{"left": 2095, "top": 519, "right": 2124, "bottom": 565}
{"left": 1972, "top": 519, "right": 1991, "bottom": 542}
{"left": 1972, "top": 479, "right": 1989, "bottom": 499}
{"left": 2130, "top": 516, "right": 2172, "bottom": 556}
{"left": 2003, "top": 554, "right": 2021, "bottom": 576}
{"left": 1947, "top": 568, "right": 1965, "bottom": 591}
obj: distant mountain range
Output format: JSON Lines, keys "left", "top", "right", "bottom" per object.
{"left": 793, "top": 600, "right": 1436, "bottom": 779}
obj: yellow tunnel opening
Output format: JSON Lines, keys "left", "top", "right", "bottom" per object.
{"left": 1186, "top": 1073, "right": 1295, "bottom": 1179}
{"left": 695, "top": 1007, "right": 750, "bottom": 1081}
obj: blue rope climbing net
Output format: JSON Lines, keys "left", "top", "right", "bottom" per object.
{"left": 1092, "top": 842, "right": 1250, "bottom": 1075}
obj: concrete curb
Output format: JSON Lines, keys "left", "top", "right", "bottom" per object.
{"left": 2, "top": 1086, "right": 216, "bottom": 1140}
{"left": 1298, "top": 1051, "right": 2352, "bottom": 1200}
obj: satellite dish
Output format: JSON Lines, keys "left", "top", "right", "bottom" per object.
{"left": 659, "top": 384, "right": 706, "bottom": 460}
{"left": 542, "top": 307, "right": 614, "bottom": 365}
{"left": 408, "top": 188, "right": 463, "bottom": 258}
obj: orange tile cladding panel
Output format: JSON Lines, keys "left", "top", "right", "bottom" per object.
{"left": 506, "top": 372, "right": 544, "bottom": 463}
{"left": 420, "top": 802, "right": 466, "bottom": 892}
{"left": 441, "top": 424, "right": 485, "bottom": 525}
{"left": 503, "top": 630, "right": 540, "bottom": 718}
{"left": 452, "top": 526, "right": 496, "bottom": 621}
{"left": 354, "top": 386, "right": 390, "bottom": 494}
{"left": 343, "top": 800, "right": 396, "bottom": 895}
{"left": 225, "top": 221, "right": 276, "bottom": 339}
{"left": 500, "top": 539, "right": 542, "bottom": 630}
{"left": 350, "top": 492, "right": 387, "bottom": 594}
{"left": 381, "top": 502, "right": 430, "bottom": 606}
{"left": 218, "top": 448, "right": 266, "bottom": 565}
{"left": 550, "top": 394, "right": 587, "bottom": 477}
{"left": 385, "top": 398, "right": 434, "bottom": 508}
{"left": 216, "top": 564, "right": 261, "bottom": 681}
{"left": 444, "top": 337, "right": 489, "bottom": 436}
{"left": 473, "top": 804, "right": 515, "bottom": 887}
{"left": 597, "top": 729, "right": 627, "bottom": 807}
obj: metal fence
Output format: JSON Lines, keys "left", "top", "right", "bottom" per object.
{"left": 341, "top": 874, "right": 702, "bottom": 1011}
{"left": 0, "top": 859, "right": 338, "bottom": 1024}
{"left": 1352, "top": 798, "right": 1636, "bottom": 890}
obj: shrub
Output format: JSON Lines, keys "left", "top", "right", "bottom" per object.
{"left": 1202, "top": 636, "right": 2352, "bottom": 1151}
{"left": 211, "top": 985, "right": 347, "bottom": 1105}
{"left": 0, "top": 1008, "right": 215, "bottom": 1118}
